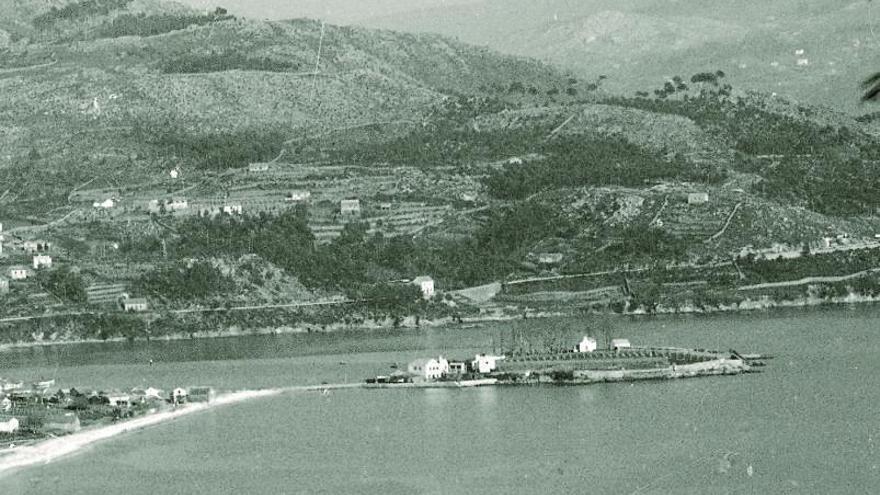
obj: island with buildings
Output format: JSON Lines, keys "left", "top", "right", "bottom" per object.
{"left": 366, "top": 336, "right": 764, "bottom": 388}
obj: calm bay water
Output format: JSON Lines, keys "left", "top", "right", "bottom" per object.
{"left": 2, "top": 307, "right": 879, "bottom": 494}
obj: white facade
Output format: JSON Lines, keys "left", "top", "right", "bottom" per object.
{"left": 106, "top": 394, "right": 131, "bottom": 407}
{"left": 340, "top": 199, "right": 361, "bottom": 216}
{"left": 33, "top": 255, "right": 52, "bottom": 269}
{"left": 286, "top": 190, "right": 311, "bottom": 202}
{"left": 610, "top": 339, "right": 632, "bottom": 351}
{"left": 0, "top": 416, "right": 19, "bottom": 434}
{"left": 687, "top": 193, "right": 709, "bottom": 205}
{"left": 412, "top": 276, "right": 435, "bottom": 299}
{"left": 471, "top": 354, "right": 503, "bottom": 374}
{"left": 144, "top": 387, "right": 163, "bottom": 399}
{"left": 577, "top": 336, "right": 597, "bottom": 353}
{"left": 408, "top": 356, "right": 449, "bottom": 380}
{"left": 93, "top": 198, "right": 116, "bottom": 208}
{"left": 9, "top": 267, "right": 28, "bottom": 280}
{"left": 223, "top": 204, "right": 243, "bottom": 215}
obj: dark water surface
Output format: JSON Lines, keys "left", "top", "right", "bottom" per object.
{"left": 2, "top": 307, "right": 879, "bottom": 493}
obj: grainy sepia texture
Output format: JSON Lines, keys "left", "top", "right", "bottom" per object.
{"left": 0, "top": 1, "right": 878, "bottom": 493}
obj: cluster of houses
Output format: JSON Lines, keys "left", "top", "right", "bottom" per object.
{"left": 402, "top": 336, "right": 633, "bottom": 382}
{"left": 0, "top": 379, "right": 215, "bottom": 437}
{"left": 1, "top": 237, "right": 55, "bottom": 286}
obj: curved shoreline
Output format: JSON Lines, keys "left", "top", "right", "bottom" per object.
{"left": 0, "top": 389, "right": 284, "bottom": 478}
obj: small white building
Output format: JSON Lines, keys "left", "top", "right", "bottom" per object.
{"left": 610, "top": 339, "right": 632, "bottom": 351}
{"left": 538, "top": 253, "right": 564, "bottom": 265}
{"left": 286, "top": 190, "right": 311, "bottom": 202}
{"left": 412, "top": 276, "right": 435, "bottom": 299}
{"left": 222, "top": 204, "right": 243, "bottom": 215}
{"left": 105, "top": 393, "right": 131, "bottom": 408}
{"left": 0, "top": 416, "right": 19, "bottom": 434}
{"left": 32, "top": 255, "right": 52, "bottom": 269}
{"left": 687, "top": 193, "right": 709, "bottom": 205}
{"left": 248, "top": 163, "right": 269, "bottom": 173}
{"left": 122, "top": 298, "right": 149, "bottom": 312}
{"left": 170, "top": 168, "right": 179, "bottom": 179}
{"left": 577, "top": 336, "right": 597, "bottom": 353}
{"left": 340, "top": 199, "right": 361, "bottom": 217}
{"left": 92, "top": 198, "right": 116, "bottom": 209}
{"left": 144, "top": 387, "right": 164, "bottom": 400}
{"left": 471, "top": 354, "right": 503, "bottom": 374}
{"left": 407, "top": 356, "right": 449, "bottom": 380}
{"left": 0, "top": 395, "right": 11, "bottom": 412}
{"left": 8, "top": 266, "right": 29, "bottom": 280}
{"left": 0, "top": 276, "right": 8, "bottom": 293}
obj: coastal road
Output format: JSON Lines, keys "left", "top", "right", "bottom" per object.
{"left": 736, "top": 267, "right": 880, "bottom": 291}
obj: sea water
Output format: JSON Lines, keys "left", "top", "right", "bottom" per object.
{"left": 2, "top": 307, "right": 879, "bottom": 493}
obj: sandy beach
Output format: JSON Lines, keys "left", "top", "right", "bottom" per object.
{"left": 0, "top": 388, "right": 285, "bottom": 477}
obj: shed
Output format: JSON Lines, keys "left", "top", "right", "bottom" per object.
{"left": 610, "top": 339, "right": 632, "bottom": 351}
{"left": 188, "top": 386, "right": 216, "bottom": 403}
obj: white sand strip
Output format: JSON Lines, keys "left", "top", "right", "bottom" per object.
{"left": 0, "top": 388, "right": 284, "bottom": 476}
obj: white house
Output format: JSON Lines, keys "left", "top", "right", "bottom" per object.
{"left": 105, "top": 393, "right": 131, "bottom": 407}
{"left": 222, "top": 204, "right": 243, "bottom": 215}
{"left": 0, "top": 416, "right": 19, "bottom": 434}
{"left": 92, "top": 198, "right": 116, "bottom": 209}
{"left": 687, "top": 193, "right": 709, "bottom": 205}
{"left": 577, "top": 336, "right": 597, "bottom": 353}
{"left": 610, "top": 339, "right": 632, "bottom": 351}
{"left": 340, "top": 199, "right": 361, "bottom": 217}
{"left": 407, "top": 356, "right": 449, "bottom": 380}
{"left": 471, "top": 354, "right": 504, "bottom": 374}
{"left": 144, "top": 387, "right": 164, "bottom": 399}
{"left": 412, "top": 276, "right": 435, "bottom": 299}
{"left": 248, "top": 163, "right": 269, "bottom": 173}
{"left": 286, "top": 190, "right": 311, "bottom": 202}
{"left": 32, "top": 255, "right": 52, "bottom": 269}
{"left": 8, "top": 266, "right": 29, "bottom": 280}
{"left": 169, "top": 168, "right": 179, "bottom": 179}
{"left": 122, "top": 298, "right": 149, "bottom": 312}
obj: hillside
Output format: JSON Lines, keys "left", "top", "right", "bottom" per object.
{"left": 351, "top": 0, "right": 877, "bottom": 116}
{"left": 5, "top": 1, "right": 880, "bottom": 343}
{"left": 0, "top": 3, "right": 582, "bottom": 217}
